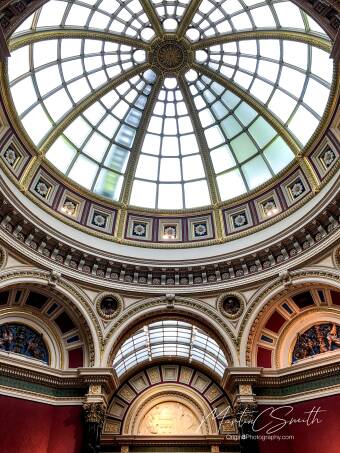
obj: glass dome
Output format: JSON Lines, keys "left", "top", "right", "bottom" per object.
{"left": 7, "top": 0, "right": 334, "bottom": 210}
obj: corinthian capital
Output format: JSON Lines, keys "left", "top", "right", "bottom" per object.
{"left": 83, "top": 402, "right": 106, "bottom": 425}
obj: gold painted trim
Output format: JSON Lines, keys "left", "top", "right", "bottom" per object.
{"left": 139, "top": 0, "right": 163, "bottom": 37}
{"left": 18, "top": 155, "right": 42, "bottom": 192}
{"left": 191, "top": 30, "right": 332, "bottom": 52}
{"left": 9, "top": 28, "right": 150, "bottom": 51}
{"left": 177, "top": 0, "right": 203, "bottom": 39}
{"left": 300, "top": 156, "right": 321, "bottom": 193}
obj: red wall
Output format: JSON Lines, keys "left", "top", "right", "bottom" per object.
{"left": 258, "top": 394, "right": 340, "bottom": 453}
{"left": 0, "top": 395, "right": 83, "bottom": 453}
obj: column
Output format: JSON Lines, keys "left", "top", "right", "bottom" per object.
{"left": 82, "top": 385, "right": 107, "bottom": 453}
{"left": 235, "top": 385, "right": 259, "bottom": 453}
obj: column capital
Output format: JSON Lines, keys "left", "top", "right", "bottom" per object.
{"left": 83, "top": 401, "right": 106, "bottom": 426}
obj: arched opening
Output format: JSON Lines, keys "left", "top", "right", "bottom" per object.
{"left": 103, "top": 363, "right": 237, "bottom": 452}
{"left": 112, "top": 318, "right": 229, "bottom": 379}
{"left": 246, "top": 283, "right": 340, "bottom": 368}
{"left": 0, "top": 284, "right": 94, "bottom": 368}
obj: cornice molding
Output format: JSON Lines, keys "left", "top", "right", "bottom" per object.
{"left": 223, "top": 357, "right": 340, "bottom": 401}
{"left": 0, "top": 182, "right": 338, "bottom": 291}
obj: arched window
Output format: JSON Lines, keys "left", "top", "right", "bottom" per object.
{"left": 0, "top": 323, "right": 49, "bottom": 363}
{"left": 113, "top": 320, "right": 227, "bottom": 376}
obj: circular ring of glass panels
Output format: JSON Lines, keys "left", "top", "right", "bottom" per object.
{"left": 7, "top": 0, "right": 334, "bottom": 210}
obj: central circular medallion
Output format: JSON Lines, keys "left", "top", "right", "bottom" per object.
{"left": 149, "top": 37, "right": 192, "bottom": 76}
{"left": 157, "top": 41, "right": 185, "bottom": 69}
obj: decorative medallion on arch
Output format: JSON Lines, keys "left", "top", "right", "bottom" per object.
{"left": 217, "top": 292, "right": 245, "bottom": 319}
{"left": 95, "top": 292, "right": 123, "bottom": 320}
{"left": 104, "top": 364, "right": 236, "bottom": 439}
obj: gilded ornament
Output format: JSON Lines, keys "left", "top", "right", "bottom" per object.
{"left": 83, "top": 402, "right": 106, "bottom": 425}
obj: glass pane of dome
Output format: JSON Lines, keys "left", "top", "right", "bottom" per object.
{"left": 150, "top": 0, "right": 191, "bottom": 31}
{"left": 44, "top": 70, "right": 157, "bottom": 199}
{"left": 13, "top": 0, "right": 152, "bottom": 40}
{"left": 131, "top": 79, "right": 211, "bottom": 209}
{"left": 190, "top": 0, "right": 330, "bottom": 39}
{"left": 186, "top": 73, "right": 298, "bottom": 198}
{"left": 197, "top": 38, "right": 333, "bottom": 148}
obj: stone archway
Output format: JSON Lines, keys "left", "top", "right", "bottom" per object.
{"left": 102, "top": 363, "right": 238, "bottom": 452}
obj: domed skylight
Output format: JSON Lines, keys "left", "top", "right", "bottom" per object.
{"left": 113, "top": 320, "right": 227, "bottom": 376}
{"left": 7, "top": 0, "right": 334, "bottom": 209}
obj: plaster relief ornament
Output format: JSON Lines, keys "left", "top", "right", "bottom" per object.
{"left": 96, "top": 293, "right": 122, "bottom": 320}
{"left": 4, "top": 148, "right": 17, "bottom": 166}
{"left": 163, "top": 225, "right": 177, "bottom": 238}
{"left": 290, "top": 180, "right": 305, "bottom": 198}
{"left": 233, "top": 214, "right": 247, "bottom": 228}
{"left": 218, "top": 293, "right": 244, "bottom": 319}
{"left": 194, "top": 223, "right": 207, "bottom": 236}
{"left": 138, "top": 401, "right": 202, "bottom": 435}
{"left": 322, "top": 149, "right": 336, "bottom": 167}
{"left": 35, "top": 181, "right": 49, "bottom": 198}
{"left": 100, "top": 296, "right": 118, "bottom": 316}
{"left": 62, "top": 199, "right": 77, "bottom": 216}
{"left": 223, "top": 296, "right": 241, "bottom": 315}
{"left": 132, "top": 223, "right": 147, "bottom": 237}
{"left": 93, "top": 214, "right": 106, "bottom": 227}
{"left": 48, "top": 270, "right": 61, "bottom": 287}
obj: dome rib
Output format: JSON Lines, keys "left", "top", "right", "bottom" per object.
{"left": 192, "top": 62, "right": 301, "bottom": 155}
{"left": 120, "top": 73, "right": 164, "bottom": 206}
{"left": 39, "top": 63, "right": 149, "bottom": 155}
